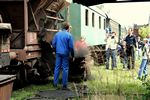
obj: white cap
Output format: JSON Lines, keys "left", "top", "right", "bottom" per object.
{"left": 143, "top": 38, "right": 148, "bottom": 41}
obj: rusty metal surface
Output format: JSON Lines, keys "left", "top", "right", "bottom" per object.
{"left": 10, "top": 30, "right": 25, "bottom": 49}
{"left": 26, "top": 51, "right": 41, "bottom": 60}
{"left": 0, "top": 82, "right": 13, "bottom": 100}
{"left": 26, "top": 32, "right": 38, "bottom": 45}
{"left": 0, "top": 75, "right": 15, "bottom": 100}
{"left": 26, "top": 45, "right": 41, "bottom": 51}
{"left": 10, "top": 49, "right": 26, "bottom": 61}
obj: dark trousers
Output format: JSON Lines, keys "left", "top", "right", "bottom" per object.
{"left": 120, "top": 56, "right": 127, "bottom": 68}
{"left": 126, "top": 46, "right": 135, "bottom": 69}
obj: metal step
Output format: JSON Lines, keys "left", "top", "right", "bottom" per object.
{"left": 46, "top": 16, "right": 64, "bottom": 21}
{"left": 45, "top": 29, "right": 59, "bottom": 32}
{"left": 45, "top": 9, "right": 56, "bottom": 13}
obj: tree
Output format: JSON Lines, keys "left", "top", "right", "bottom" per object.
{"left": 138, "top": 26, "right": 150, "bottom": 39}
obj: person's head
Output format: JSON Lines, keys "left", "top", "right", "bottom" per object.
{"left": 111, "top": 32, "right": 116, "bottom": 39}
{"left": 80, "top": 36, "right": 85, "bottom": 42}
{"left": 62, "top": 22, "right": 72, "bottom": 32}
{"left": 143, "top": 38, "right": 148, "bottom": 44}
{"left": 128, "top": 28, "right": 133, "bottom": 35}
{"left": 111, "top": 32, "right": 116, "bottom": 36}
{"left": 122, "top": 41, "right": 126, "bottom": 46}
{"left": 137, "top": 36, "right": 141, "bottom": 41}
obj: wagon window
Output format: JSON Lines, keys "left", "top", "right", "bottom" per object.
{"left": 92, "top": 13, "right": 95, "bottom": 27}
{"left": 99, "top": 16, "right": 101, "bottom": 29}
{"left": 85, "top": 9, "right": 88, "bottom": 26}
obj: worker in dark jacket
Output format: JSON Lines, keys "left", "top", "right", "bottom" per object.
{"left": 52, "top": 22, "right": 74, "bottom": 89}
{"left": 124, "top": 28, "right": 137, "bottom": 69}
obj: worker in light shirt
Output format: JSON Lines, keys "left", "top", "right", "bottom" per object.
{"left": 105, "top": 32, "right": 118, "bottom": 70}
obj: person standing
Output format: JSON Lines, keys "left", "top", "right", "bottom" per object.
{"left": 52, "top": 22, "right": 74, "bottom": 89}
{"left": 137, "top": 38, "right": 149, "bottom": 80}
{"left": 124, "top": 28, "right": 137, "bottom": 69}
{"left": 105, "top": 32, "right": 118, "bottom": 70}
{"left": 119, "top": 41, "right": 127, "bottom": 69}
{"left": 137, "top": 36, "right": 144, "bottom": 60}
{"left": 105, "top": 33, "right": 111, "bottom": 69}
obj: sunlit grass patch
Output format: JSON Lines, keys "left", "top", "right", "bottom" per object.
{"left": 84, "top": 60, "right": 148, "bottom": 95}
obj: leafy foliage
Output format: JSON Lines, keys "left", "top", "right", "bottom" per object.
{"left": 139, "top": 26, "right": 150, "bottom": 39}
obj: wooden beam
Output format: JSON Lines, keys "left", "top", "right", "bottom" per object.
{"left": 29, "top": 2, "right": 39, "bottom": 31}
{"left": 45, "top": 29, "right": 59, "bottom": 32}
{"left": 24, "top": 0, "right": 28, "bottom": 46}
{"left": 46, "top": 16, "right": 64, "bottom": 21}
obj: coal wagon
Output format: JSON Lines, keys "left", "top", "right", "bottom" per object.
{"left": 0, "top": 0, "right": 71, "bottom": 88}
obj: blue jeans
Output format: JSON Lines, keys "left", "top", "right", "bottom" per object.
{"left": 106, "top": 49, "right": 116, "bottom": 69}
{"left": 53, "top": 54, "right": 69, "bottom": 87}
{"left": 138, "top": 59, "right": 148, "bottom": 78}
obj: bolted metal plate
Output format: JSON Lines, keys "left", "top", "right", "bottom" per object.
{"left": 35, "top": 89, "right": 78, "bottom": 100}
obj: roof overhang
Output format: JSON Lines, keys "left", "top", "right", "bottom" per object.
{"left": 73, "top": 0, "right": 149, "bottom": 6}
{"left": 0, "top": 0, "right": 23, "bottom": 1}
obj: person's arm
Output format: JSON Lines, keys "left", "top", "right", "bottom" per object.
{"left": 133, "top": 36, "right": 137, "bottom": 48}
{"left": 146, "top": 48, "right": 149, "bottom": 56}
{"left": 104, "top": 37, "right": 108, "bottom": 42}
{"left": 115, "top": 36, "right": 118, "bottom": 44}
{"left": 52, "top": 35, "right": 56, "bottom": 50}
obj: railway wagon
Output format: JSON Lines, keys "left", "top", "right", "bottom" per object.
{"left": 61, "top": 4, "right": 108, "bottom": 64}
{"left": 61, "top": 3, "right": 126, "bottom": 65}
{"left": 0, "top": 0, "right": 71, "bottom": 87}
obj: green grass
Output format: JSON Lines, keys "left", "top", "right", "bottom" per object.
{"left": 85, "top": 66, "right": 147, "bottom": 95}
{"left": 11, "top": 59, "right": 150, "bottom": 100}
{"left": 11, "top": 83, "right": 55, "bottom": 100}
{"left": 85, "top": 59, "right": 149, "bottom": 95}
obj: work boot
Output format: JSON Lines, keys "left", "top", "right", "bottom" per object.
{"left": 53, "top": 84, "right": 57, "bottom": 88}
{"left": 142, "top": 75, "right": 148, "bottom": 81}
{"left": 62, "top": 85, "right": 71, "bottom": 91}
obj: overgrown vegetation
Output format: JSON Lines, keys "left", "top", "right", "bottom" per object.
{"left": 139, "top": 26, "right": 150, "bottom": 39}
{"left": 11, "top": 59, "right": 150, "bottom": 100}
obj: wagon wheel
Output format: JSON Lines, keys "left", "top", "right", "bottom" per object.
{"left": 14, "top": 64, "right": 28, "bottom": 89}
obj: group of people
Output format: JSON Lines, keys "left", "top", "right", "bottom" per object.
{"left": 105, "top": 28, "right": 150, "bottom": 80}
{"left": 50, "top": 22, "right": 150, "bottom": 90}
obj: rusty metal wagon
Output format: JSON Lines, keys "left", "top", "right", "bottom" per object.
{"left": 0, "top": 0, "right": 71, "bottom": 88}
